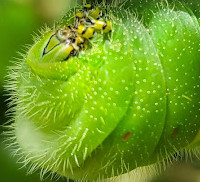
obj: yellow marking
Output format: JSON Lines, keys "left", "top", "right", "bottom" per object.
{"left": 77, "top": 24, "right": 85, "bottom": 34}
{"left": 84, "top": 4, "right": 92, "bottom": 9}
{"left": 63, "top": 44, "right": 74, "bottom": 56}
{"left": 83, "top": 27, "right": 94, "bottom": 39}
{"left": 93, "top": 20, "right": 105, "bottom": 30}
{"left": 182, "top": 94, "right": 192, "bottom": 101}
{"left": 77, "top": 25, "right": 94, "bottom": 39}
{"left": 89, "top": 19, "right": 112, "bottom": 33}
{"left": 89, "top": 7, "right": 101, "bottom": 19}
{"left": 45, "top": 35, "right": 60, "bottom": 54}
{"left": 75, "top": 35, "right": 85, "bottom": 45}
{"left": 72, "top": 43, "right": 79, "bottom": 51}
{"left": 76, "top": 12, "right": 84, "bottom": 19}
{"left": 103, "top": 20, "right": 112, "bottom": 33}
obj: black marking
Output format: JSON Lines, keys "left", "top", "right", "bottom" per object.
{"left": 75, "top": 16, "right": 80, "bottom": 24}
{"left": 83, "top": 12, "right": 88, "bottom": 18}
{"left": 86, "top": 18, "right": 94, "bottom": 24}
{"left": 68, "top": 25, "right": 73, "bottom": 29}
{"left": 102, "top": 21, "right": 107, "bottom": 30}
{"left": 71, "top": 49, "right": 77, "bottom": 56}
{"left": 75, "top": 21, "right": 79, "bottom": 29}
{"left": 68, "top": 37, "right": 76, "bottom": 43}
{"left": 82, "top": 27, "right": 88, "bottom": 35}
{"left": 64, "top": 48, "right": 77, "bottom": 61}
{"left": 79, "top": 39, "right": 85, "bottom": 45}
{"left": 43, "top": 33, "right": 57, "bottom": 56}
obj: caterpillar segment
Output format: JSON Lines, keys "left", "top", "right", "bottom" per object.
{"left": 77, "top": 24, "right": 95, "bottom": 39}
{"left": 89, "top": 7, "right": 102, "bottom": 19}
{"left": 85, "top": 18, "right": 112, "bottom": 33}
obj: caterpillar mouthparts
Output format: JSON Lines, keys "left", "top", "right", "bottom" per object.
{"left": 4, "top": 0, "right": 200, "bottom": 181}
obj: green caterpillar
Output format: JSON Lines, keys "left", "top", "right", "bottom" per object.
{"left": 5, "top": 0, "right": 200, "bottom": 181}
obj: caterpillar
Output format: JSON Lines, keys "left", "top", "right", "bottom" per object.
{"left": 4, "top": 0, "right": 200, "bottom": 182}
{"left": 43, "top": 4, "right": 111, "bottom": 63}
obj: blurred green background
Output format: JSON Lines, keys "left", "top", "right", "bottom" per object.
{"left": 0, "top": 0, "right": 200, "bottom": 182}
{"left": 0, "top": 0, "right": 78, "bottom": 181}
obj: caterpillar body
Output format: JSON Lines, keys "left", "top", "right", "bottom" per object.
{"left": 4, "top": 0, "right": 200, "bottom": 181}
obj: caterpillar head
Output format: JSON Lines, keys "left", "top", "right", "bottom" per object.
{"left": 5, "top": 0, "right": 200, "bottom": 181}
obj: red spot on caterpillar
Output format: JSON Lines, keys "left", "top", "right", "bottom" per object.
{"left": 122, "top": 131, "right": 132, "bottom": 142}
{"left": 171, "top": 127, "right": 179, "bottom": 138}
